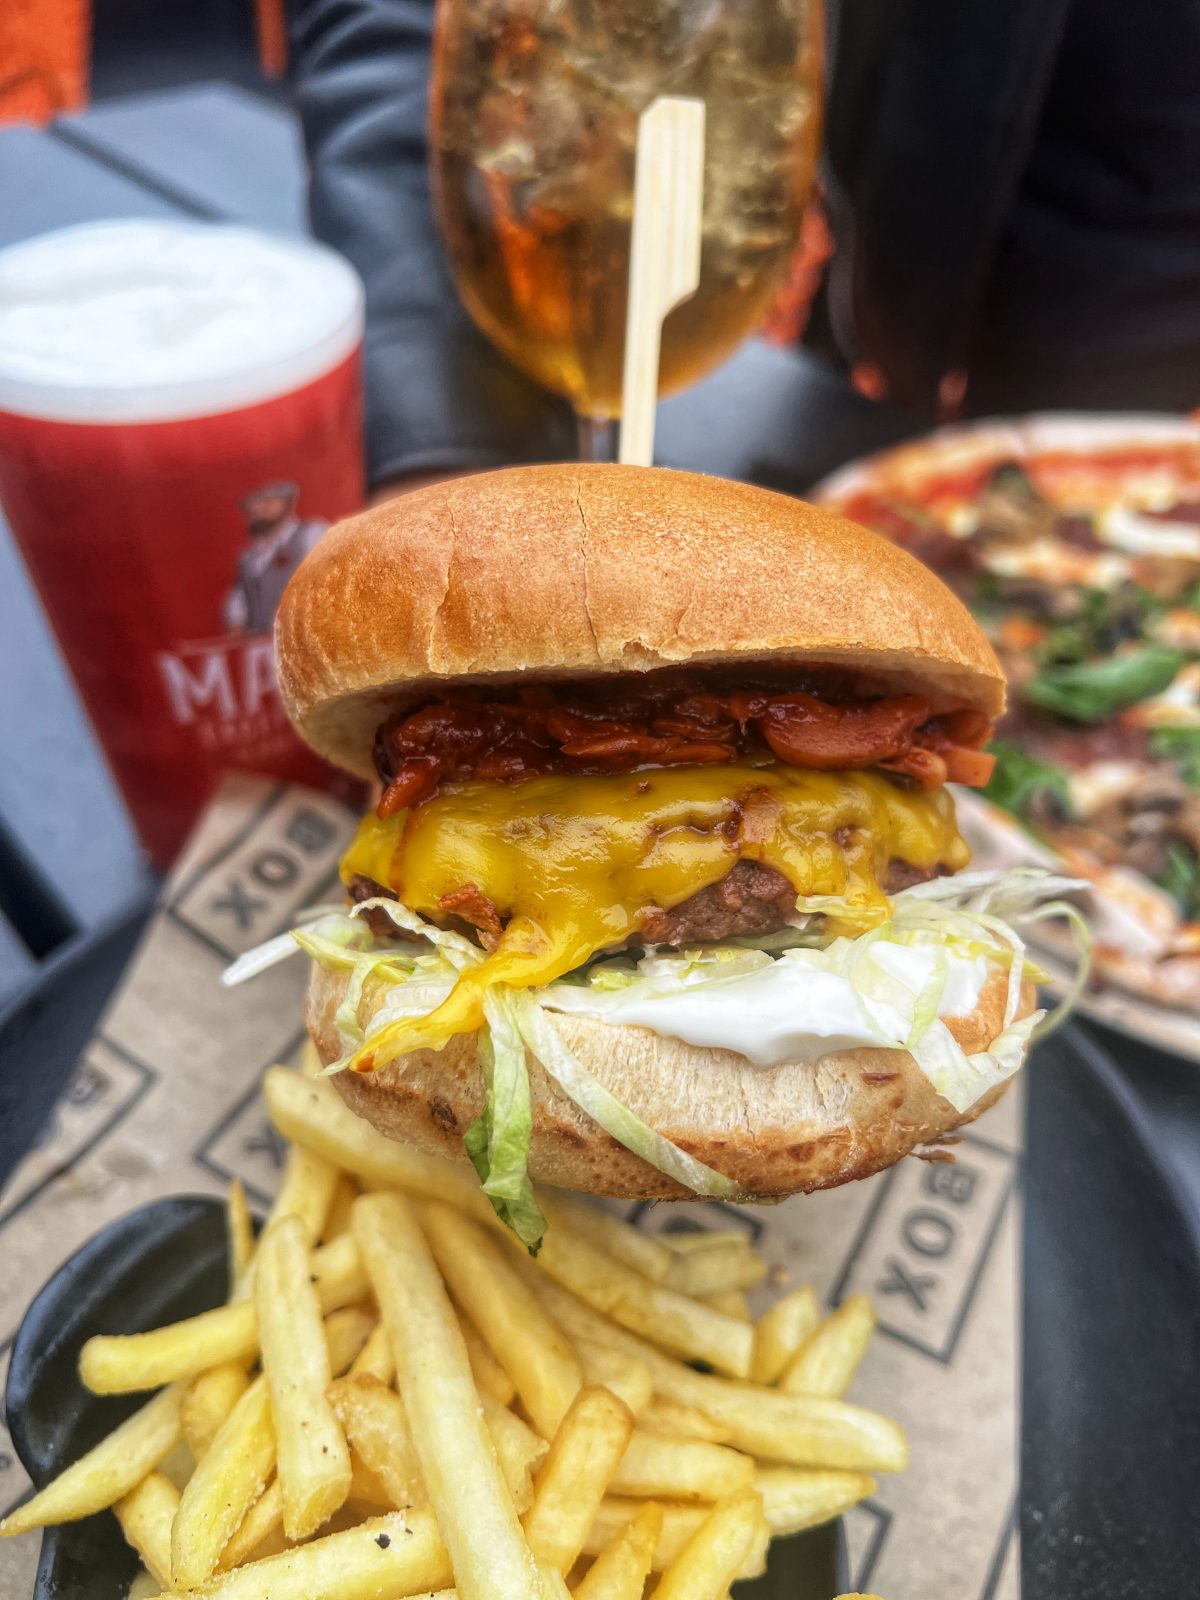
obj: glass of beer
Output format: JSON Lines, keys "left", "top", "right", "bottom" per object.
{"left": 430, "top": 0, "right": 822, "bottom": 459}
{"left": 0, "top": 220, "right": 366, "bottom": 868}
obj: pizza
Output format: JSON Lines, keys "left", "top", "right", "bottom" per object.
{"left": 816, "top": 414, "right": 1200, "bottom": 1011}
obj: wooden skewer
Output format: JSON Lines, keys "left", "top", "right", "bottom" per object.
{"left": 618, "top": 95, "right": 706, "bottom": 468}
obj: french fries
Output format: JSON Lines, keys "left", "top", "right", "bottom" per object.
{"left": 181, "top": 1362, "right": 251, "bottom": 1459}
{"left": 217, "top": 1478, "right": 286, "bottom": 1569}
{"left": 271, "top": 1070, "right": 753, "bottom": 1375}
{"left": 609, "top": 1431, "right": 754, "bottom": 1501}
{"left": 255, "top": 1217, "right": 352, "bottom": 1539}
{"left": 266, "top": 1068, "right": 494, "bottom": 1213}
{"left": 114, "top": 1471, "right": 179, "bottom": 1589}
{"left": 226, "top": 1180, "right": 255, "bottom": 1294}
{"left": 322, "top": 1172, "right": 359, "bottom": 1243}
{"left": 353, "top": 1191, "right": 541, "bottom": 1600}
{"left": 483, "top": 1397, "right": 548, "bottom": 1514}
{"left": 348, "top": 1318, "right": 395, "bottom": 1384}
{"left": 651, "top": 1491, "right": 762, "bottom": 1600}
{"left": 422, "top": 1201, "right": 582, "bottom": 1436}
{"left": 780, "top": 1294, "right": 877, "bottom": 1399}
{"left": 154, "top": 1510, "right": 453, "bottom": 1600}
{"left": 0, "top": 1383, "right": 183, "bottom": 1534}
{"left": 754, "top": 1466, "right": 877, "bottom": 1536}
{"left": 575, "top": 1340, "right": 653, "bottom": 1417}
{"left": 663, "top": 1234, "right": 767, "bottom": 1297}
{"left": 546, "top": 1196, "right": 674, "bottom": 1284}
{"left": 524, "top": 1273, "right": 908, "bottom": 1471}
{"left": 700, "top": 1289, "right": 752, "bottom": 1321}
{"left": 751, "top": 1286, "right": 819, "bottom": 1386}
{"left": 522, "top": 1386, "right": 635, "bottom": 1572}
{"left": 327, "top": 1374, "right": 425, "bottom": 1508}
{"left": 573, "top": 1501, "right": 661, "bottom": 1600}
{"left": 170, "top": 1377, "right": 276, "bottom": 1588}
{"left": 269, "top": 1144, "right": 341, "bottom": 1247}
{"left": 7, "top": 1063, "right": 904, "bottom": 1600}
{"left": 640, "top": 1398, "right": 731, "bottom": 1444}
{"left": 79, "top": 1232, "right": 366, "bottom": 1392}
{"left": 583, "top": 1498, "right": 767, "bottom": 1577}
{"left": 534, "top": 1230, "right": 753, "bottom": 1381}
{"left": 459, "top": 1313, "right": 517, "bottom": 1404}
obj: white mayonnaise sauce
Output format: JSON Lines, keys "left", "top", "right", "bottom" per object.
{"left": 543, "top": 944, "right": 989, "bottom": 1067}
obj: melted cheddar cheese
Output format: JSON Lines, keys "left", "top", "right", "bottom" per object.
{"left": 339, "top": 764, "right": 969, "bottom": 1066}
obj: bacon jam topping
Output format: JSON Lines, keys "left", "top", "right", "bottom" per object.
{"left": 373, "top": 669, "right": 995, "bottom": 816}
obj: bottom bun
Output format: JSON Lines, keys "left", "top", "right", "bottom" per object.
{"left": 306, "top": 966, "right": 1034, "bottom": 1199}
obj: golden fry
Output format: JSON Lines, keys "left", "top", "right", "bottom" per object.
{"left": 80, "top": 1233, "right": 366, "bottom": 1393}
{"left": 751, "top": 1287, "right": 819, "bottom": 1386}
{"left": 226, "top": 1181, "right": 255, "bottom": 1295}
{"left": 0, "top": 1384, "right": 183, "bottom": 1536}
{"left": 353, "top": 1192, "right": 541, "bottom": 1600}
{"left": 327, "top": 1375, "right": 425, "bottom": 1508}
{"left": 181, "top": 1363, "right": 251, "bottom": 1460}
{"left": 348, "top": 1319, "right": 396, "bottom": 1384}
{"left": 609, "top": 1432, "right": 753, "bottom": 1502}
{"left": 532, "top": 1232, "right": 752, "bottom": 1381}
{"left": 151, "top": 1510, "right": 452, "bottom": 1600}
{"left": 266, "top": 1070, "right": 493, "bottom": 1213}
{"left": 646, "top": 1492, "right": 761, "bottom": 1600}
{"left": 114, "top": 1472, "right": 179, "bottom": 1589}
{"left": 323, "top": 1305, "right": 378, "bottom": 1375}
{"left": 423, "top": 1202, "right": 581, "bottom": 1437}
{"left": 780, "top": 1295, "right": 876, "bottom": 1399}
{"left": 525, "top": 1276, "right": 907, "bottom": 1472}
{"left": 663, "top": 1236, "right": 767, "bottom": 1298}
{"left": 256, "top": 1217, "right": 352, "bottom": 1540}
{"left": 575, "top": 1341, "right": 652, "bottom": 1418}
{"left": 754, "top": 1467, "right": 875, "bottom": 1535}
{"left": 583, "top": 1499, "right": 765, "bottom": 1577}
{"left": 483, "top": 1397, "right": 548, "bottom": 1514}
{"left": 270, "top": 1072, "right": 751, "bottom": 1374}
{"left": 459, "top": 1312, "right": 515, "bottom": 1405}
{"left": 171, "top": 1377, "right": 275, "bottom": 1587}
{"left": 322, "top": 1172, "right": 359, "bottom": 1242}
{"left": 522, "top": 1386, "right": 635, "bottom": 1573}
{"left": 640, "top": 1399, "right": 731, "bottom": 1444}
{"left": 546, "top": 1197, "right": 674, "bottom": 1284}
{"left": 270, "top": 1144, "right": 341, "bottom": 1245}
{"left": 218, "top": 1477, "right": 286, "bottom": 1570}
{"left": 572, "top": 1500, "right": 661, "bottom": 1600}
{"left": 699, "top": 1290, "right": 751, "bottom": 1321}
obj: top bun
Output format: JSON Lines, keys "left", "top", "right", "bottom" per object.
{"left": 276, "top": 464, "right": 1004, "bottom": 778}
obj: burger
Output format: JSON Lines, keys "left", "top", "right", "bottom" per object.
{"left": 240, "top": 465, "right": 1084, "bottom": 1249}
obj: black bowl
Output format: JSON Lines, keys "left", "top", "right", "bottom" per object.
{"left": 6, "top": 1196, "right": 231, "bottom": 1600}
{"left": 4, "top": 1194, "right": 847, "bottom": 1598}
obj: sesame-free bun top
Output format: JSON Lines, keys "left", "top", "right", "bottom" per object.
{"left": 276, "top": 464, "right": 1005, "bottom": 778}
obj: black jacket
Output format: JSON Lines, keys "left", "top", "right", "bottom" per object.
{"left": 289, "top": 0, "right": 1200, "bottom": 486}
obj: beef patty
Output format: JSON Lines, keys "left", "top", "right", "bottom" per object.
{"left": 349, "top": 854, "right": 945, "bottom": 951}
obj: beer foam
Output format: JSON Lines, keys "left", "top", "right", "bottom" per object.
{"left": 0, "top": 221, "right": 364, "bottom": 423}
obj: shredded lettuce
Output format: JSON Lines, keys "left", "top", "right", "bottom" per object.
{"left": 220, "top": 911, "right": 371, "bottom": 987}
{"left": 505, "top": 989, "right": 747, "bottom": 1203}
{"left": 465, "top": 993, "right": 547, "bottom": 1253}
{"left": 223, "top": 864, "right": 1091, "bottom": 1240}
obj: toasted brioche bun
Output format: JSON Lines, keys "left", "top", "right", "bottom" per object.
{"left": 306, "top": 964, "right": 1033, "bottom": 1199}
{"left": 276, "top": 464, "right": 1005, "bottom": 778}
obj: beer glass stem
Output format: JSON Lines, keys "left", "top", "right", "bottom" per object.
{"left": 576, "top": 414, "right": 619, "bottom": 463}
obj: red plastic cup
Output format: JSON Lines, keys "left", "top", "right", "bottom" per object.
{"left": 0, "top": 220, "right": 367, "bottom": 867}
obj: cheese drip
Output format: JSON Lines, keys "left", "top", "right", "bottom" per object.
{"left": 339, "top": 764, "right": 969, "bottom": 1069}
